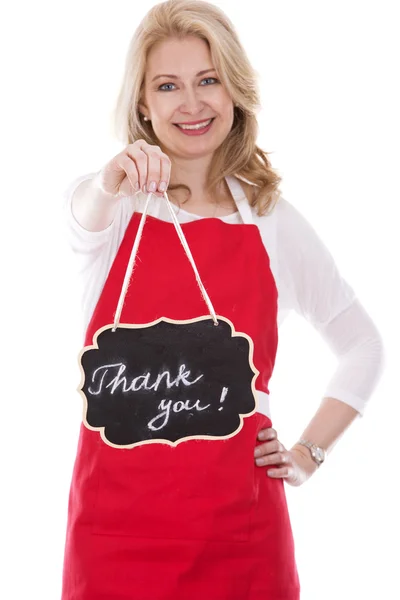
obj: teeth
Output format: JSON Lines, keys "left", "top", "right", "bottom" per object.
{"left": 177, "top": 119, "right": 213, "bottom": 130}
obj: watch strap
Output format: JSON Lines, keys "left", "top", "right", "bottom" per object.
{"left": 297, "top": 439, "right": 326, "bottom": 466}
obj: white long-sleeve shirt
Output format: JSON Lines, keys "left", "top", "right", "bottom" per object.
{"left": 63, "top": 172, "right": 385, "bottom": 416}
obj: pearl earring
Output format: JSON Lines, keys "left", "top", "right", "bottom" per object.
{"left": 143, "top": 116, "right": 149, "bottom": 121}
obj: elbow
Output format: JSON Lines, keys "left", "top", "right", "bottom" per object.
{"left": 372, "top": 328, "right": 387, "bottom": 382}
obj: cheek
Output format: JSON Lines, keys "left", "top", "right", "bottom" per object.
{"left": 216, "top": 102, "right": 235, "bottom": 126}
{"left": 213, "top": 93, "right": 234, "bottom": 119}
{"left": 151, "top": 97, "right": 170, "bottom": 114}
{"left": 147, "top": 93, "right": 174, "bottom": 122}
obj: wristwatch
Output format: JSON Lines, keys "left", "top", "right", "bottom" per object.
{"left": 297, "top": 439, "right": 327, "bottom": 467}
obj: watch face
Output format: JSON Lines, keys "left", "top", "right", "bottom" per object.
{"left": 313, "top": 448, "right": 325, "bottom": 462}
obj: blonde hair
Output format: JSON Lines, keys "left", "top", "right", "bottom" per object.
{"left": 113, "top": 0, "right": 282, "bottom": 216}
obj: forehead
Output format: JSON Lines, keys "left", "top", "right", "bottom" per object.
{"left": 146, "top": 36, "right": 213, "bottom": 76}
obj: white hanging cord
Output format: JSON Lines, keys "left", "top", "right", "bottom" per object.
{"left": 112, "top": 191, "right": 219, "bottom": 331}
{"left": 112, "top": 192, "right": 152, "bottom": 331}
{"left": 163, "top": 194, "right": 218, "bottom": 326}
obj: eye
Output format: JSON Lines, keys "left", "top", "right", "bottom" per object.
{"left": 200, "top": 77, "right": 219, "bottom": 85}
{"left": 158, "top": 82, "right": 176, "bottom": 92}
{"left": 158, "top": 77, "right": 219, "bottom": 92}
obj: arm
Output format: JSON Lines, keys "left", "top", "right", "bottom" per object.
{"left": 271, "top": 197, "right": 385, "bottom": 476}
{"left": 62, "top": 173, "right": 135, "bottom": 331}
{"left": 256, "top": 310, "right": 384, "bottom": 483}
{"left": 257, "top": 304, "right": 385, "bottom": 483}
{"left": 291, "top": 396, "right": 359, "bottom": 462}
{"left": 291, "top": 296, "right": 385, "bottom": 461}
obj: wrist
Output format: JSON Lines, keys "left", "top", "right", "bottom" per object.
{"left": 292, "top": 439, "right": 327, "bottom": 468}
{"left": 91, "top": 173, "right": 118, "bottom": 201}
{"left": 290, "top": 445, "right": 320, "bottom": 475}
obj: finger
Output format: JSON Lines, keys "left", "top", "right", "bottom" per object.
{"left": 267, "top": 466, "right": 294, "bottom": 479}
{"left": 145, "top": 147, "right": 163, "bottom": 195}
{"left": 257, "top": 427, "right": 277, "bottom": 441}
{"left": 115, "top": 154, "right": 140, "bottom": 196}
{"left": 255, "top": 450, "right": 289, "bottom": 467}
{"left": 158, "top": 153, "right": 171, "bottom": 194}
{"left": 126, "top": 147, "right": 148, "bottom": 192}
{"left": 254, "top": 438, "right": 283, "bottom": 458}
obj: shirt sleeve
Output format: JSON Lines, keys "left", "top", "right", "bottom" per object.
{"left": 275, "top": 196, "right": 386, "bottom": 415}
{"left": 63, "top": 173, "right": 121, "bottom": 265}
{"left": 61, "top": 172, "right": 135, "bottom": 327}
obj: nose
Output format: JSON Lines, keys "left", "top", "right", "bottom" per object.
{"left": 179, "top": 87, "right": 204, "bottom": 115}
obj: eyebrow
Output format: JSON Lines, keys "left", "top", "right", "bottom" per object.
{"left": 151, "top": 68, "right": 217, "bottom": 82}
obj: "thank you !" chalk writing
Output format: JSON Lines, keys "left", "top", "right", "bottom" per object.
{"left": 147, "top": 386, "right": 229, "bottom": 432}
{"left": 88, "top": 362, "right": 204, "bottom": 395}
{"left": 79, "top": 317, "right": 258, "bottom": 448}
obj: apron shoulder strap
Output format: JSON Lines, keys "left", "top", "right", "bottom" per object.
{"left": 225, "top": 175, "right": 254, "bottom": 225}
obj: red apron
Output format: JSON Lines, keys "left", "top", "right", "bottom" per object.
{"left": 61, "top": 195, "right": 300, "bottom": 599}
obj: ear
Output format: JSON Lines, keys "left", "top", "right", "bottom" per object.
{"left": 138, "top": 101, "right": 149, "bottom": 120}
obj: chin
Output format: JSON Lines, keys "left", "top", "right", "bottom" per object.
{"left": 176, "top": 144, "right": 220, "bottom": 159}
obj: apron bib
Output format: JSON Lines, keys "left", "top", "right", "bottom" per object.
{"left": 61, "top": 180, "right": 300, "bottom": 600}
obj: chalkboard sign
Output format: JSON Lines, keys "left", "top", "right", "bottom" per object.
{"left": 78, "top": 316, "right": 259, "bottom": 448}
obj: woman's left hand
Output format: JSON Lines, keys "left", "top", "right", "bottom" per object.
{"left": 254, "top": 427, "right": 319, "bottom": 487}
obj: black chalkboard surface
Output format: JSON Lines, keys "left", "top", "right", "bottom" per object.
{"left": 78, "top": 316, "right": 259, "bottom": 448}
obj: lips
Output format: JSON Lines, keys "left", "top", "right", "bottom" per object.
{"left": 174, "top": 118, "right": 215, "bottom": 130}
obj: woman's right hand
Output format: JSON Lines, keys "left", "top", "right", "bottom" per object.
{"left": 93, "top": 139, "right": 172, "bottom": 199}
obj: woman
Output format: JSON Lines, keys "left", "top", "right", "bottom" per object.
{"left": 61, "top": 1, "right": 385, "bottom": 598}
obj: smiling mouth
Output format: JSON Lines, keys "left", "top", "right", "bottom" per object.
{"left": 174, "top": 118, "right": 215, "bottom": 130}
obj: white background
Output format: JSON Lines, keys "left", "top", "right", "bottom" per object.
{"left": 1, "top": 1, "right": 399, "bottom": 599}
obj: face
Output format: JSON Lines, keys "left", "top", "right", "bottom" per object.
{"left": 140, "top": 36, "right": 235, "bottom": 160}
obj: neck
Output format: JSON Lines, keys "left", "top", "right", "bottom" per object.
{"left": 167, "top": 153, "right": 227, "bottom": 205}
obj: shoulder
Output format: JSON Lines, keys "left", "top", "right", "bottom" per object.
{"left": 237, "top": 179, "right": 302, "bottom": 233}
{"left": 250, "top": 192, "right": 295, "bottom": 235}
{"left": 252, "top": 192, "right": 324, "bottom": 250}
